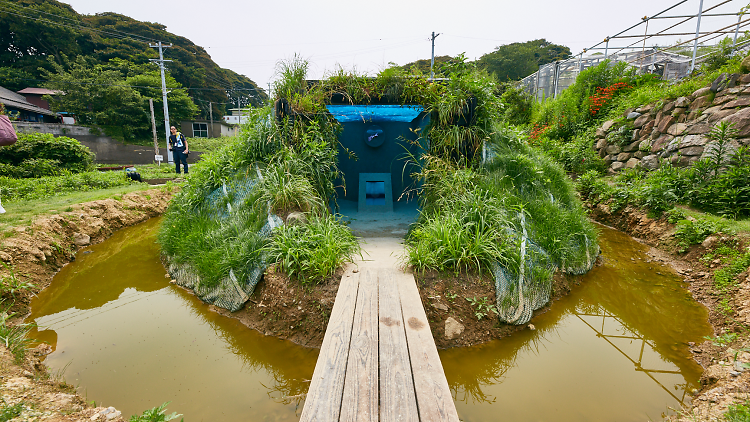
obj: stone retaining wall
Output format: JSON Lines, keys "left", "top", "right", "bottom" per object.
{"left": 595, "top": 70, "right": 750, "bottom": 173}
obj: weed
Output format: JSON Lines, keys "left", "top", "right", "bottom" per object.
{"left": 0, "top": 311, "right": 33, "bottom": 363}
{"left": 713, "top": 248, "right": 750, "bottom": 291}
{"left": 724, "top": 399, "right": 750, "bottom": 422}
{"left": 129, "top": 402, "right": 182, "bottom": 422}
{"left": 718, "top": 297, "right": 733, "bottom": 316}
{"left": 705, "top": 332, "right": 738, "bottom": 347}
{"left": 466, "top": 296, "right": 498, "bottom": 320}
{"left": 674, "top": 218, "right": 723, "bottom": 253}
{"left": 0, "top": 262, "right": 34, "bottom": 299}
{"left": 445, "top": 291, "right": 458, "bottom": 302}
{"left": 63, "top": 206, "right": 73, "bottom": 212}
{"left": 0, "top": 400, "right": 23, "bottom": 422}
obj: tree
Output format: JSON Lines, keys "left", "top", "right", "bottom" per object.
{"left": 476, "top": 39, "right": 571, "bottom": 82}
{"left": 42, "top": 56, "right": 197, "bottom": 141}
{"left": 125, "top": 70, "right": 198, "bottom": 127}
{"left": 0, "top": 0, "right": 266, "bottom": 117}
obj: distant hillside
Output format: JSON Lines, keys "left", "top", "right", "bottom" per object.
{"left": 399, "top": 39, "right": 571, "bottom": 82}
{"left": 0, "top": 0, "right": 266, "bottom": 118}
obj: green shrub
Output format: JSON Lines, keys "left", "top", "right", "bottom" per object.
{"left": 533, "top": 133, "right": 607, "bottom": 174}
{"left": 576, "top": 169, "right": 610, "bottom": 200}
{"left": 0, "top": 133, "right": 94, "bottom": 174}
{"left": 0, "top": 158, "right": 65, "bottom": 178}
{"left": 266, "top": 214, "right": 361, "bottom": 283}
{"left": 499, "top": 83, "right": 533, "bottom": 125}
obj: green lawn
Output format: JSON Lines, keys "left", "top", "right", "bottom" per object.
{"left": 0, "top": 183, "right": 160, "bottom": 236}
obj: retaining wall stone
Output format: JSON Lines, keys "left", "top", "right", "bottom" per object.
{"left": 592, "top": 70, "right": 750, "bottom": 173}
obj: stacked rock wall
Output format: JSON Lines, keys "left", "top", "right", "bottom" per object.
{"left": 595, "top": 72, "right": 750, "bottom": 173}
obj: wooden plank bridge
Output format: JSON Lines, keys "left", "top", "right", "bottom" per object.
{"left": 300, "top": 268, "right": 459, "bottom": 422}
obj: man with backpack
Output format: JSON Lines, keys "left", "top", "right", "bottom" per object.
{"left": 168, "top": 126, "right": 189, "bottom": 175}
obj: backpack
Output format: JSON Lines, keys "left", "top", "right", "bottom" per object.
{"left": 0, "top": 115, "right": 17, "bottom": 147}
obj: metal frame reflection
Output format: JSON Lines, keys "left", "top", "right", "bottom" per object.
{"left": 574, "top": 309, "right": 690, "bottom": 405}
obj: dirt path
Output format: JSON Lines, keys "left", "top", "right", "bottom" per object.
{"left": 0, "top": 187, "right": 173, "bottom": 422}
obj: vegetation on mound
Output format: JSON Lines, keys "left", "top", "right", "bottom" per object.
{"left": 159, "top": 66, "right": 357, "bottom": 288}
{"left": 159, "top": 56, "right": 599, "bottom": 323}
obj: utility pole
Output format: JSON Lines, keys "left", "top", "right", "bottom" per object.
{"left": 149, "top": 41, "right": 174, "bottom": 163}
{"left": 209, "top": 101, "right": 214, "bottom": 138}
{"left": 690, "top": 0, "right": 704, "bottom": 73}
{"left": 149, "top": 99, "right": 161, "bottom": 166}
{"left": 430, "top": 31, "right": 440, "bottom": 79}
{"left": 236, "top": 96, "right": 241, "bottom": 135}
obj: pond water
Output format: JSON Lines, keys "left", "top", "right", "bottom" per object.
{"left": 28, "top": 220, "right": 711, "bottom": 421}
{"left": 441, "top": 225, "right": 712, "bottom": 421}
{"left": 27, "top": 218, "right": 316, "bottom": 421}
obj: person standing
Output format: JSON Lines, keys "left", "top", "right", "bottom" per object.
{"left": 168, "top": 126, "right": 189, "bottom": 175}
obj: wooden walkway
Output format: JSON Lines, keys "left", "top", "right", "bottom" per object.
{"left": 300, "top": 268, "right": 459, "bottom": 422}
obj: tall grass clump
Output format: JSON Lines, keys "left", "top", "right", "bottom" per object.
{"left": 0, "top": 310, "right": 33, "bottom": 363}
{"left": 406, "top": 84, "right": 599, "bottom": 276}
{"left": 266, "top": 214, "right": 361, "bottom": 283}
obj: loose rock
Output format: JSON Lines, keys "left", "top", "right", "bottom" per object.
{"left": 445, "top": 317, "right": 465, "bottom": 340}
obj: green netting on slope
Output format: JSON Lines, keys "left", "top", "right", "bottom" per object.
{"left": 166, "top": 175, "right": 282, "bottom": 312}
{"left": 484, "top": 143, "right": 599, "bottom": 325}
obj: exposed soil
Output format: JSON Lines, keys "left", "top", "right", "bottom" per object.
{"left": 415, "top": 267, "right": 581, "bottom": 348}
{"left": 0, "top": 187, "right": 173, "bottom": 422}
{"left": 587, "top": 202, "right": 750, "bottom": 421}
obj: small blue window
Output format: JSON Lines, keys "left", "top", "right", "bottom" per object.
{"left": 365, "top": 181, "right": 385, "bottom": 205}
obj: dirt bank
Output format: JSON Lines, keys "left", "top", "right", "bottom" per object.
{"left": 0, "top": 187, "right": 173, "bottom": 422}
{"left": 415, "top": 270, "right": 579, "bottom": 348}
{"left": 587, "top": 202, "right": 750, "bottom": 421}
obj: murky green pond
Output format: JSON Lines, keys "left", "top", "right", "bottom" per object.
{"left": 28, "top": 220, "right": 711, "bottom": 421}
{"left": 28, "top": 218, "right": 317, "bottom": 421}
{"left": 441, "top": 225, "right": 712, "bottom": 421}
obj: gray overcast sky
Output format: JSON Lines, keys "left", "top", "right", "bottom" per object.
{"left": 61, "top": 0, "right": 744, "bottom": 91}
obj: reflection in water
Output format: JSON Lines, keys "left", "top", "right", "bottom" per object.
{"left": 441, "top": 225, "right": 711, "bottom": 422}
{"left": 27, "top": 218, "right": 318, "bottom": 421}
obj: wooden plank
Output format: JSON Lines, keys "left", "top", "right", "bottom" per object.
{"left": 379, "top": 269, "right": 419, "bottom": 422}
{"left": 300, "top": 271, "right": 360, "bottom": 422}
{"left": 396, "top": 272, "right": 460, "bottom": 422}
{"left": 340, "top": 269, "right": 379, "bottom": 421}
